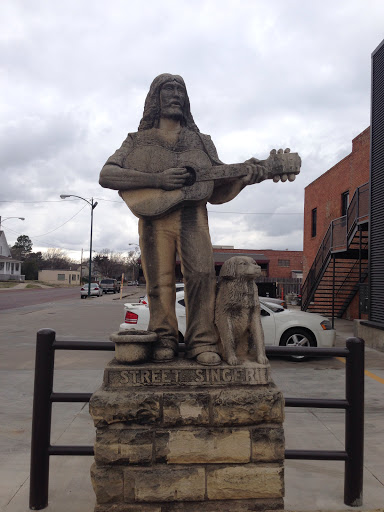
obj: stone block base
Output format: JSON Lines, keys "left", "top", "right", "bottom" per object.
{"left": 90, "top": 358, "right": 285, "bottom": 511}
{"left": 94, "top": 499, "right": 284, "bottom": 511}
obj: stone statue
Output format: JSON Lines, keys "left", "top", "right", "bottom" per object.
{"left": 99, "top": 73, "right": 300, "bottom": 366}
{"left": 215, "top": 256, "right": 268, "bottom": 366}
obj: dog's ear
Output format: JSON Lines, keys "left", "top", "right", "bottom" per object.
{"left": 219, "top": 257, "right": 237, "bottom": 278}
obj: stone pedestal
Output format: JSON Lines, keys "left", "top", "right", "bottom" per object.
{"left": 89, "top": 358, "right": 285, "bottom": 512}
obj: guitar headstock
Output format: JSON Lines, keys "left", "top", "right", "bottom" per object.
{"left": 264, "top": 148, "right": 301, "bottom": 182}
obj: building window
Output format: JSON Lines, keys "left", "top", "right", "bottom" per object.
{"left": 15, "top": 264, "right": 19, "bottom": 271}
{"left": 57, "top": 274, "right": 66, "bottom": 281}
{"left": 72, "top": 274, "right": 76, "bottom": 280}
{"left": 278, "top": 259, "right": 290, "bottom": 267}
{"left": 341, "top": 190, "right": 349, "bottom": 216}
{"left": 0, "top": 262, "right": 4, "bottom": 270}
{"left": 311, "top": 208, "right": 317, "bottom": 237}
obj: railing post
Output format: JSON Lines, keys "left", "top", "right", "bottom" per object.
{"left": 29, "top": 329, "right": 56, "bottom": 510}
{"left": 332, "top": 254, "right": 336, "bottom": 329}
{"left": 344, "top": 337, "right": 365, "bottom": 507}
{"left": 357, "top": 186, "right": 360, "bottom": 222}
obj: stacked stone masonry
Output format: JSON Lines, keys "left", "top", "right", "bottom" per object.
{"left": 90, "top": 359, "right": 285, "bottom": 511}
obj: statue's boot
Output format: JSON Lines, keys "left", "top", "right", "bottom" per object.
{"left": 152, "top": 347, "right": 175, "bottom": 362}
{"left": 196, "top": 352, "right": 221, "bottom": 366}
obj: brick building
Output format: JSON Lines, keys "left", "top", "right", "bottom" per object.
{"left": 211, "top": 247, "right": 303, "bottom": 279}
{"left": 139, "top": 247, "right": 303, "bottom": 298}
{"left": 302, "top": 127, "right": 370, "bottom": 319}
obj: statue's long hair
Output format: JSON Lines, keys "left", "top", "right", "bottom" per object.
{"left": 138, "top": 74, "right": 199, "bottom": 132}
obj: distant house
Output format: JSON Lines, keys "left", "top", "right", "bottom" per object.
{"left": 76, "top": 264, "right": 103, "bottom": 283}
{"left": 38, "top": 269, "right": 81, "bottom": 285}
{"left": 0, "top": 230, "right": 23, "bottom": 281}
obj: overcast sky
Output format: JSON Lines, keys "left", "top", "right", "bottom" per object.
{"left": 1, "top": 0, "right": 383, "bottom": 261}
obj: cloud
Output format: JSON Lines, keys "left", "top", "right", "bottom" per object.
{"left": 1, "top": 0, "right": 383, "bottom": 259}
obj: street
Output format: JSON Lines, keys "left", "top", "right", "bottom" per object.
{"left": 0, "top": 287, "right": 79, "bottom": 311}
{"left": 1, "top": 288, "right": 384, "bottom": 511}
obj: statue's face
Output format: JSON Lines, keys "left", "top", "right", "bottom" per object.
{"left": 159, "top": 80, "right": 186, "bottom": 119}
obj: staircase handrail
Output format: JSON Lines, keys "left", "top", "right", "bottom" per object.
{"left": 347, "top": 182, "right": 369, "bottom": 241}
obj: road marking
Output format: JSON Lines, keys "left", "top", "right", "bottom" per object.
{"left": 335, "top": 357, "right": 384, "bottom": 385}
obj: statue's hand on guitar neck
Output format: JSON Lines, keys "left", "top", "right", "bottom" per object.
{"left": 242, "top": 158, "right": 268, "bottom": 185}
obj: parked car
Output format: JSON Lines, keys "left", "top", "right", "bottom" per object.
{"left": 100, "top": 279, "right": 120, "bottom": 294}
{"left": 260, "top": 296, "right": 287, "bottom": 308}
{"left": 119, "top": 291, "right": 335, "bottom": 360}
{"left": 80, "top": 283, "right": 103, "bottom": 298}
{"left": 139, "top": 284, "right": 184, "bottom": 304}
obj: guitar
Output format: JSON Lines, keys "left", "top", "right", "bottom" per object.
{"left": 120, "top": 147, "right": 301, "bottom": 218}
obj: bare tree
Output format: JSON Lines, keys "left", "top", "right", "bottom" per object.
{"left": 93, "top": 249, "right": 128, "bottom": 279}
{"left": 42, "top": 248, "right": 75, "bottom": 270}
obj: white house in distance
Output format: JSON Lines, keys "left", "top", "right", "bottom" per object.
{"left": 0, "top": 230, "right": 23, "bottom": 281}
{"left": 38, "top": 269, "right": 80, "bottom": 285}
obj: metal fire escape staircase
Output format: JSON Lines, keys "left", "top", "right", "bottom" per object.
{"left": 301, "top": 183, "right": 369, "bottom": 318}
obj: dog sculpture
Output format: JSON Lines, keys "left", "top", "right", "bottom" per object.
{"left": 215, "top": 256, "right": 269, "bottom": 366}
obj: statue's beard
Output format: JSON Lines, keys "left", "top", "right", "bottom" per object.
{"left": 160, "top": 105, "right": 184, "bottom": 120}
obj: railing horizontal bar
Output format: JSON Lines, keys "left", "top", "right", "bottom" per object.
{"left": 53, "top": 342, "right": 349, "bottom": 358}
{"left": 285, "top": 398, "right": 348, "bottom": 409}
{"left": 53, "top": 341, "right": 115, "bottom": 351}
{"left": 49, "top": 445, "right": 348, "bottom": 461}
{"left": 285, "top": 449, "right": 348, "bottom": 461}
{"left": 50, "top": 392, "right": 92, "bottom": 403}
{"left": 265, "top": 346, "right": 349, "bottom": 357}
{"left": 50, "top": 392, "right": 349, "bottom": 410}
{"left": 48, "top": 445, "right": 94, "bottom": 456}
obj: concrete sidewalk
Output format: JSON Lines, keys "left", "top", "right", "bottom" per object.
{"left": 1, "top": 294, "right": 384, "bottom": 511}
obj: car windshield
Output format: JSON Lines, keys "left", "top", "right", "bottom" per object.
{"left": 102, "top": 280, "right": 114, "bottom": 284}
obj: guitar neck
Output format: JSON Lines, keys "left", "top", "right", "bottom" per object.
{"left": 195, "top": 159, "right": 272, "bottom": 183}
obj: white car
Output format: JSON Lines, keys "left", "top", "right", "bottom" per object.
{"left": 80, "top": 283, "right": 103, "bottom": 298}
{"left": 119, "top": 291, "right": 335, "bottom": 360}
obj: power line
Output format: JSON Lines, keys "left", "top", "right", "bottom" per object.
{"left": 208, "top": 210, "right": 303, "bottom": 215}
{"left": 32, "top": 204, "right": 88, "bottom": 237}
{"left": 0, "top": 199, "right": 78, "bottom": 203}
{"left": 1, "top": 198, "right": 303, "bottom": 214}
{"left": 5, "top": 225, "right": 78, "bottom": 250}
{"left": 4, "top": 205, "right": 89, "bottom": 247}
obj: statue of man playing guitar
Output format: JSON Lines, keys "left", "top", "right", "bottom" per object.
{"left": 99, "top": 73, "right": 300, "bottom": 366}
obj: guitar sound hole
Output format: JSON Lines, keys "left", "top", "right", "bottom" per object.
{"left": 184, "top": 166, "right": 196, "bottom": 187}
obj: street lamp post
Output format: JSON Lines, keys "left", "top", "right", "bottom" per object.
{"left": 60, "top": 195, "right": 98, "bottom": 297}
{"left": 0, "top": 216, "right": 25, "bottom": 229}
{"left": 128, "top": 243, "right": 140, "bottom": 282}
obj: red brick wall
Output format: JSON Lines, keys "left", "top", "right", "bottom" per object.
{"left": 212, "top": 248, "right": 303, "bottom": 278}
{"left": 303, "top": 127, "right": 370, "bottom": 277}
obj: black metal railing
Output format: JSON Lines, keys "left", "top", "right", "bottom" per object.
{"left": 301, "top": 182, "right": 369, "bottom": 310}
{"left": 347, "top": 183, "right": 369, "bottom": 242}
{"left": 29, "top": 330, "right": 364, "bottom": 510}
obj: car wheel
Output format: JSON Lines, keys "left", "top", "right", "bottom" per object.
{"left": 279, "top": 328, "right": 317, "bottom": 361}
{"left": 81, "top": 295, "right": 85, "bottom": 299}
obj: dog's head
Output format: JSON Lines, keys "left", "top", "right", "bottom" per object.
{"left": 219, "top": 256, "right": 262, "bottom": 280}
